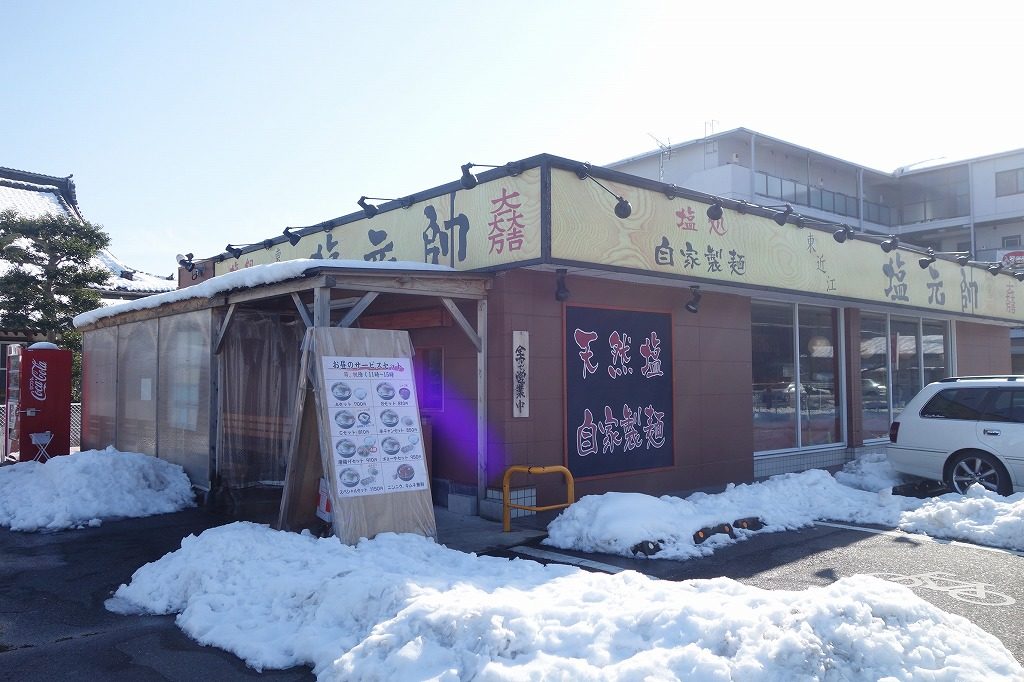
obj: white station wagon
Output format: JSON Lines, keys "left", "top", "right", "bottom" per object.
{"left": 888, "top": 376, "right": 1024, "bottom": 496}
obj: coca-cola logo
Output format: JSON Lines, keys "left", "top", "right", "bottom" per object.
{"left": 29, "top": 359, "right": 47, "bottom": 402}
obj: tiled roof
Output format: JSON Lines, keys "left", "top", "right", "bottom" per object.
{"left": 1, "top": 168, "right": 174, "bottom": 296}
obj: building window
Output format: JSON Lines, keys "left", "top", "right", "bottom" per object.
{"left": 1002, "top": 235, "right": 1021, "bottom": 249}
{"left": 996, "top": 168, "right": 1024, "bottom": 197}
{"left": 752, "top": 302, "right": 840, "bottom": 453}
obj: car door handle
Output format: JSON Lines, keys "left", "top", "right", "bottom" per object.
{"left": 983, "top": 428, "right": 1001, "bottom": 436}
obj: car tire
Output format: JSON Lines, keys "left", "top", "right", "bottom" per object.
{"left": 945, "top": 450, "right": 1012, "bottom": 496}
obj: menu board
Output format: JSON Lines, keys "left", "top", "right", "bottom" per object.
{"left": 322, "top": 356, "right": 428, "bottom": 498}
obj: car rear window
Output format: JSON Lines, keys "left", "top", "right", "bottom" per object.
{"left": 920, "top": 388, "right": 990, "bottom": 420}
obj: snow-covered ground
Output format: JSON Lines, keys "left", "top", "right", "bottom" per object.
{"left": 3, "top": 449, "right": 1023, "bottom": 679}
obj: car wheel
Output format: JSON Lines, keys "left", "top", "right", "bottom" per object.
{"left": 946, "top": 450, "right": 1012, "bottom": 496}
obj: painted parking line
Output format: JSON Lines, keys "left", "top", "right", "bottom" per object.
{"left": 509, "top": 546, "right": 626, "bottom": 573}
{"left": 815, "top": 521, "right": 1024, "bottom": 558}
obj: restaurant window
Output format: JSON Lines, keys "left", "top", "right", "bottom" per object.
{"left": 752, "top": 302, "right": 840, "bottom": 452}
{"left": 995, "top": 168, "right": 1024, "bottom": 197}
{"left": 413, "top": 347, "right": 443, "bottom": 411}
{"left": 1002, "top": 235, "right": 1021, "bottom": 249}
{"left": 859, "top": 313, "right": 890, "bottom": 440}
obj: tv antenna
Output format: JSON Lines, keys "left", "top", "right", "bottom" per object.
{"left": 648, "top": 133, "right": 671, "bottom": 182}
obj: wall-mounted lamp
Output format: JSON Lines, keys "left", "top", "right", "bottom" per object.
{"left": 357, "top": 195, "right": 414, "bottom": 219}
{"left": 880, "top": 235, "right": 900, "bottom": 253}
{"left": 685, "top": 285, "right": 701, "bottom": 314}
{"left": 459, "top": 161, "right": 524, "bottom": 190}
{"left": 767, "top": 204, "right": 793, "bottom": 226}
{"left": 176, "top": 252, "right": 196, "bottom": 272}
{"left": 832, "top": 225, "right": 854, "bottom": 243}
{"left": 262, "top": 239, "right": 274, "bottom": 250}
{"left": 706, "top": 200, "right": 724, "bottom": 221}
{"left": 988, "top": 262, "right": 1003, "bottom": 275}
{"left": 918, "top": 248, "right": 970, "bottom": 268}
{"left": 663, "top": 184, "right": 683, "bottom": 200}
{"left": 554, "top": 268, "right": 570, "bottom": 302}
{"left": 1015, "top": 271, "right": 1024, "bottom": 282}
{"left": 575, "top": 163, "right": 632, "bottom": 219}
{"left": 225, "top": 244, "right": 244, "bottom": 259}
{"left": 283, "top": 227, "right": 302, "bottom": 246}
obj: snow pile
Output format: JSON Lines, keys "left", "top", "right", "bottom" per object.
{"left": 0, "top": 447, "right": 194, "bottom": 531}
{"left": 900, "top": 486, "right": 1024, "bottom": 550}
{"left": 106, "top": 522, "right": 1022, "bottom": 681}
{"left": 833, "top": 451, "right": 907, "bottom": 491}
{"left": 546, "top": 469, "right": 918, "bottom": 560}
{"left": 545, "top": 459, "right": 1024, "bottom": 558}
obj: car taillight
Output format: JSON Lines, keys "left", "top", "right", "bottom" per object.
{"left": 889, "top": 421, "right": 899, "bottom": 443}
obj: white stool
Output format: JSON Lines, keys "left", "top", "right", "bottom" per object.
{"left": 30, "top": 431, "right": 52, "bottom": 462}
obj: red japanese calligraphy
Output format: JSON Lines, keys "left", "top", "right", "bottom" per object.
{"left": 598, "top": 405, "right": 622, "bottom": 454}
{"left": 488, "top": 188, "right": 526, "bottom": 254}
{"left": 621, "top": 405, "right": 643, "bottom": 451}
{"left": 607, "top": 330, "right": 632, "bottom": 378}
{"left": 639, "top": 331, "right": 663, "bottom": 378}
{"left": 643, "top": 405, "right": 665, "bottom": 448}
{"left": 576, "top": 408, "right": 598, "bottom": 457}
{"left": 574, "top": 328, "right": 599, "bottom": 378}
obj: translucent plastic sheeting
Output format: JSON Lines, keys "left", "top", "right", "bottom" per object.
{"left": 158, "top": 311, "right": 212, "bottom": 488}
{"left": 82, "top": 326, "right": 118, "bottom": 450}
{"left": 218, "top": 310, "right": 304, "bottom": 488}
{"left": 116, "top": 320, "right": 158, "bottom": 455}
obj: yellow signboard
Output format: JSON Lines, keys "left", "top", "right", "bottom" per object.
{"left": 550, "top": 168, "right": 1024, "bottom": 323}
{"left": 215, "top": 169, "right": 543, "bottom": 276}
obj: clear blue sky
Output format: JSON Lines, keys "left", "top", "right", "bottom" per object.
{"left": 4, "top": 1, "right": 1022, "bottom": 275}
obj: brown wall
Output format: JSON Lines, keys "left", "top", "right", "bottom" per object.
{"left": 955, "top": 321, "right": 1012, "bottom": 375}
{"left": 486, "top": 270, "right": 753, "bottom": 505}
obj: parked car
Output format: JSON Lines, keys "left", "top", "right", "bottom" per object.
{"left": 784, "top": 382, "right": 833, "bottom": 405}
{"left": 861, "top": 378, "right": 887, "bottom": 397}
{"left": 888, "top": 376, "right": 1024, "bottom": 495}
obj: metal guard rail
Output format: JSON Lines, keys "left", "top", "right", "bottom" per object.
{"left": 502, "top": 465, "right": 575, "bottom": 532}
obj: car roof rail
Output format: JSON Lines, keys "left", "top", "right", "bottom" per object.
{"left": 938, "top": 375, "right": 1024, "bottom": 383}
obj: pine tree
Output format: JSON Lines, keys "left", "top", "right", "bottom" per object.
{"left": 1, "top": 209, "right": 111, "bottom": 400}
{"left": 0, "top": 209, "right": 111, "bottom": 341}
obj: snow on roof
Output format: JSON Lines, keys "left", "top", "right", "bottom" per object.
{"left": 92, "top": 248, "right": 176, "bottom": 294}
{"left": 0, "top": 181, "right": 69, "bottom": 219}
{"left": 73, "top": 258, "right": 456, "bottom": 328}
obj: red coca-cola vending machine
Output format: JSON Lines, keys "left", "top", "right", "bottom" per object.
{"left": 3, "top": 343, "right": 73, "bottom": 463}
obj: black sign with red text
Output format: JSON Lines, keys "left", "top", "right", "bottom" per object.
{"left": 565, "top": 306, "right": 673, "bottom": 478}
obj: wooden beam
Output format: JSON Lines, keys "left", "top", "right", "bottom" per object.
{"left": 225, "top": 274, "right": 335, "bottom": 305}
{"left": 338, "top": 292, "right": 379, "bottom": 328}
{"left": 213, "top": 303, "right": 237, "bottom": 355}
{"left": 291, "top": 293, "right": 312, "bottom": 328}
{"left": 313, "top": 287, "right": 332, "bottom": 327}
{"left": 441, "top": 297, "right": 481, "bottom": 352}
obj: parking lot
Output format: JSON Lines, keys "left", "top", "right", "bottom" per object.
{"left": 2, "top": 504, "right": 1021, "bottom": 679}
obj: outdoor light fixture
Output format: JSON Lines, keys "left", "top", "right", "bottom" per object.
{"left": 918, "top": 248, "right": 937, "bottom": 269}
{"left": 918, "top": 249, "right": 970, "bottom": 269}
{"left": 225, "top": 244, "right": 243, "bottom": 259}
{"left": 459, "top": 161, "right": 524, "bottom": 190}
{"left": 663, "top": 184, "right": 684, "bottom": 200}
{"left": 176, "top": 252, "right": 195, "bottom": 272}
{"left": 685, "top": 285, "right": 701, "bottom": 314}
{"left": 357, "top": 195, "right": 413, "bottom": 219}
{"left": 283, "top": 227, "right": 302, "bottom": 246}
{"left": 575, "top": 163, "right": 632, "bottom": 219}
{"left": 988, "top": 262, "right": 1003, "bottom": 275}
{"left": 832, "top": 225, "right": 854, "bottom": 243}
{"left": 554, "top": 268, "right": 570, "bottom": 302}
{"left": 767, "top": 204, "right": 793, "bottom": 226}
{"left": 880, "top": 235, "right": 900, "bottom": 253}
{"left": 262, "top": 239, "right": 274, "bottom": 250}
{"left": 706, "top": 200, "right": 724, "bottom": 221}
{"left": 1015, "top": 271, "right": 1024, "bottom": 282}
